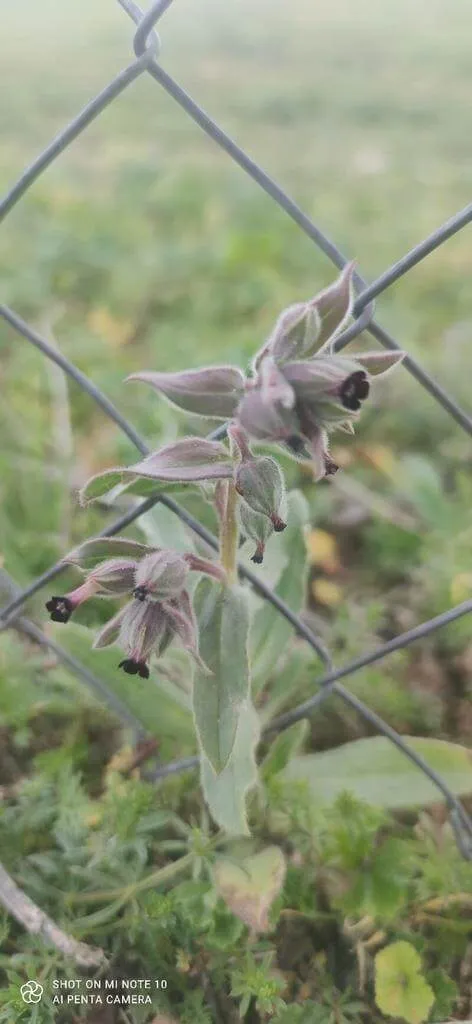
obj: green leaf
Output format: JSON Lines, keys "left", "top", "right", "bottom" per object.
{"left": 250, "top": 490, "right": 309, "bottom": 692}
{"left": 102, "top": 475, "right": 188, "bottom": 502}
{"left": 427, "top": 968, "right": 458, "bottom": 1020}
{"left": 78, "top": 468, "right": 137, "bottom": 505}
{"left": 201, "top": 702, "right": 260, "bottom": 834}
{"left": 261, "top": 720, "right": 309, "bottom": 781}
{"left": 193, "top": 581, "right": 252, "bottom": 773}
{"left": 213, "top": 845, "right": 286, "bottom": 933}
{"left": 78, "top": 467, "right": 183, "bottom": 505}
{"left": 375, "top": 941, "right": 434, "bottom": 1024}
{"left": 66, "top": 537, "right": 155, "bottom": 570}
{"left": 284, "top": 736, "right": 472, "bottom": 808}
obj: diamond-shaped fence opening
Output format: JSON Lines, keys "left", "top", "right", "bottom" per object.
{"left": 1, "top": 0, "right": 472, "bottom": 857}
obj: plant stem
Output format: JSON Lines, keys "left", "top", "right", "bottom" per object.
{"left": 67, "top": 852, "right": 194, "bottom": 905}
{"left": 219, "top": 480, "right": 239, "bottom": 584}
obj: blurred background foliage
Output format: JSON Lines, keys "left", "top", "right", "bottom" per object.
{"left": 1, "top": 0, "right": 472, "bottom": 1021}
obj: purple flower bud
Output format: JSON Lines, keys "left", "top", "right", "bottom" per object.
{"left": 127, "top": 366, "right": 246, "bottom": 420}
{"left": 88, "top": 558, "right": 138, "bottom": 595}
{"left": 259, "top": 356, "right": 295, "bottom": 409}
{"left": 236, "top": 388, "right": 301, "bottom": 443}
{"left": 134, "top": 550, "right": 189, "bottom": 602}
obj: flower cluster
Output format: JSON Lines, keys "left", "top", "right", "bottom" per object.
{"left": 53, "top": 266, "right": 405, "bottom": 677}
{"left": 46, "top": 544, "right": 223, "bottom": 678}
{"left": 124, "top": 263, "right": 404, "bottom": 482}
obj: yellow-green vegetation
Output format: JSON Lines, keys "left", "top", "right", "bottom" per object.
{"left": 1, "top": 1, "right": 472, "bottom": 1021}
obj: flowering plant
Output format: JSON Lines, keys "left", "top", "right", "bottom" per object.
{"left": 46, "top": 265, "right": 403, "bottom": 833}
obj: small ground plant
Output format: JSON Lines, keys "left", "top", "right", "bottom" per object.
{"left": 46, "top": 265, "right": 404, "bottom": 834}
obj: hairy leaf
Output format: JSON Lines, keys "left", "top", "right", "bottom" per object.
{"left": 127, "top": 438, "right": 234, "bottom": 483}
{"left": 250, "top": 490, "right": 309, "bottom": 692}
{"left": 285, "top": 736, "right": 472, "bottom": 808}
{"left": 128, "top": 366, "right": 246, "bottom": 419}
{"left": 201, "top": 702, "right": 260, "bottom": 834}
{"left": 78, "top": 468, "right": 184, "bottom": 505}
{"left": 66, "top": 537, "right": 155, "bottom": 570}
{"left": 192, "top": 580, "right": 251, "bottom": 772}
{"left": 354, "top": 350, "right": 406, "bottom": 375}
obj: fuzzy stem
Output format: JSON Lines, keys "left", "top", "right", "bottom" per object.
{"left": 219, "top": 480, "right": 239, "bottom": 584}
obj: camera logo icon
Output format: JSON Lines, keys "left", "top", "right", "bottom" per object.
{"left": 20, "top": 980, "right": 44, "bottom": 1004}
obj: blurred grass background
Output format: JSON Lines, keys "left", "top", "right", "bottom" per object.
{"left": 1, "top": 0, "right": 472, "bottom": 746}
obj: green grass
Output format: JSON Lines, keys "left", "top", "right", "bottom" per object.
{"left": 1, "top": 1, "right": 472, "bottom": 1021}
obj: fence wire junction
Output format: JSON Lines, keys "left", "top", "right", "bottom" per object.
{"left": 1, "top": 0, "right": 472, "bottom": 858}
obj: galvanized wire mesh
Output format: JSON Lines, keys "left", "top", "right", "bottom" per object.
{"left": 1, "top": 0, "right": 472, "bottom": 856}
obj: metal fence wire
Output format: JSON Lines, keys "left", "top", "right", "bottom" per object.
{"left": 1, "top": 0, "right": 472, "bottom": 857}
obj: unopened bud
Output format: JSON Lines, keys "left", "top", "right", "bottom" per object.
{"left": 239, "top": 502, "right": 274, "bottom": 565}
{"left": 89, "top": 558, "right": 137, "bottom": 594}
{"left": 236, "top": 388, "right": 301, "bottom": 443}
{"left": 234, "top": 454, "right": 286, "bottom": 530}
{"left": 134, "top": 550, "right": 189, "bottom": 602}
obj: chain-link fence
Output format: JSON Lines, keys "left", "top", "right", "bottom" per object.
{"left": 1, "top": 0, "right": 472, "bottom": 857}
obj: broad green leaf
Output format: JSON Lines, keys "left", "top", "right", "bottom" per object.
{"left": 250, "top": 490, "right": 309, "bottom": 692}
{"left": 66, "top": 537, "right": 155, "bottom": 570}
{"left": 213, "top": 845, "right": 286, "bottom": 933}
{"left": 201, "top": 702, "right": 260, "bottom": 834}
{"left": 261, "top": 720, "right": 309, "bottom": 781}
{"left": 193, "top": 580, "right": 251, "bottom": 772}
{"left": 48, "top": 622, "right": 194, "bottom": 744}
{"left": 375, "top": 941, "right": 434, "bottom": 1024}
{"left": 285, "top": 736, "right": 472, "bottom": 808}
